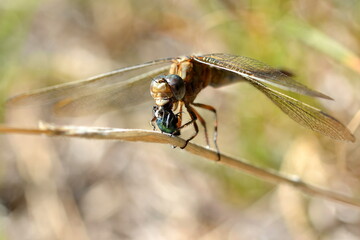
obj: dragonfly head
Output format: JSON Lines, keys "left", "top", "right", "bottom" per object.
{"left": 150, "top": 74, "right": 185, "bottom": 106}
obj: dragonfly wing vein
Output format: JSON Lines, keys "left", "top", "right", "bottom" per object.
{"left": 7, "top": 59, "right": 173, "bottom": 116}
{"left": 194, "top": 53, "right": 332, "bottom": 100}
{"left": 248, "top": 79, "right": 355, "bottom": 142}
{"left": 54, "top": 66, "right": 171, "bottom": 116}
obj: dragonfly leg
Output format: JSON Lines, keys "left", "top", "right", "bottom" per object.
{"left": 166, "top": 104, "right": 183, "bottom": 149}
{"left": 192, "top": 102, "right": 220, "bottom": 160}
{"left": 179, "top": 104, "right": 199, "bottom": 149}
{"left": 150, "top": 106, "right": 158, "bottom": 130}
{"left": 176, "top": 102, "right": 183, "bottom": 130}
{"left": 190, "top": 106, "right": 210, "bottom": 147}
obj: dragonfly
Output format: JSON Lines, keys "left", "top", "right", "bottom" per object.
{"left": 7, "top": 53, "right": 356, "bottom": 158}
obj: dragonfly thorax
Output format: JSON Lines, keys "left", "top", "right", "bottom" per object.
{"left": 150, "top": 74, "right": 185, "bottom": 106}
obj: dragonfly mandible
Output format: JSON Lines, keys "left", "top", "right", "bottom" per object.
{"left": 7, "top": 53, "right": 356, "bottom": 157}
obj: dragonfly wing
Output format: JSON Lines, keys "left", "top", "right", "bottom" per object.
{"left": 248, "top": 79, "right": 355, "bottom": 142}
{"left": 53, "top": 66, "right": 171, "bottom": 116}
{"left": 193, "top": 53, "right": 332, "bottom": 100}
{"left": 7, "top": 58, "right": 173, "bottom": 116}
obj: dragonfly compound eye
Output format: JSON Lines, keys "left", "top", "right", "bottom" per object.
{"left": 165, "top": 74, "right": 185, "bottom": 101}
{"left": 150, "top": 74, "right": 185, "bottom": 105}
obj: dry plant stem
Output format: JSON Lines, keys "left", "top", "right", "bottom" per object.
{"left": 0, "top": 124, "right": 359, "bottom": 207}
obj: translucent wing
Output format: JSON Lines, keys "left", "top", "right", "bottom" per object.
{"left": 7, "top": 58, "right": 173, "bottom": 116}
{"left": 248, "top": 79, "right": 355, "bottom": 142}
{"left": 193, "top": 53, "right": 332, "bottom": 100}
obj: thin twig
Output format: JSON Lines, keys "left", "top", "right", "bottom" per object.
{"left": 1, "top": 124, "right": 359, "bottom": 207}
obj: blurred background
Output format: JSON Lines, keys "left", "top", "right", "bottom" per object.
{"left": 0, "top": 0, "right": 360, "bottom": 239}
